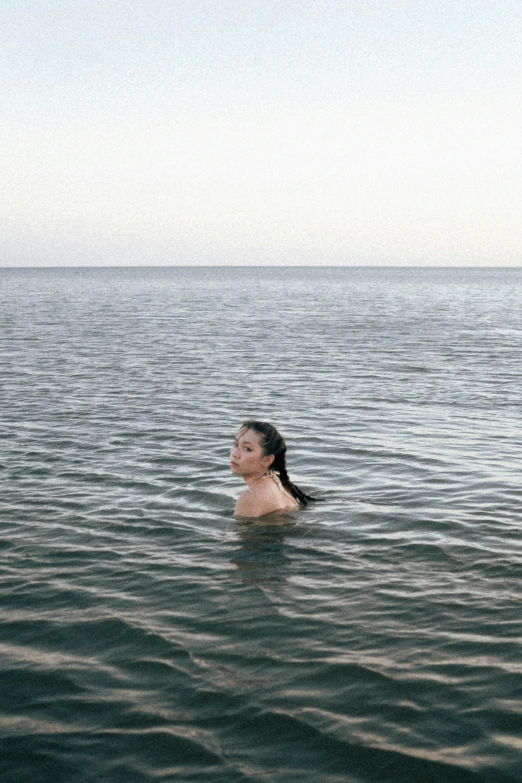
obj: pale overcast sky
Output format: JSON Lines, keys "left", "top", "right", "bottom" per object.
{"left": 2, "top": 0, "right": 521, "bottom": 266}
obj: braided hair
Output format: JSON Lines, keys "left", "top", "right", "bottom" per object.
{"left": 240, "top": 420, "right": 316, "bottom": 507}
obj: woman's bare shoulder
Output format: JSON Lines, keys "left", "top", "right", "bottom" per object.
{"left": 234, "top": 488, "right": 270, "bottom": 518}
{"left": 234, "top": 477, "right": 297, "bottom": 518}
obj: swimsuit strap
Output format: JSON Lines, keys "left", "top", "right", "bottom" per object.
{"left": 267, "top": 470, "right": 298, "bottom": 504}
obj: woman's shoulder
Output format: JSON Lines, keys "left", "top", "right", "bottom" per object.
{"left": 234, "top": 485, "right": 273, "bottom": 518}
{"left": 234, "top": 475, "right": 298, "bottom": 518}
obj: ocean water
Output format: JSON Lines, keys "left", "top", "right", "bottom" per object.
{"left": 1, "top": 265, "right": 521, "bottom": 783}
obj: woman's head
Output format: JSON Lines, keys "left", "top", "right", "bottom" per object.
{"left": 229, "top": 421, "right": 286, "bottom": 480}
{"left": 239, "top": 420, "right": 287, "bottom": 468}
{"left": 230, "top": 423, "right": 276, "bottom": 479}
{"left": 233, "top": 420, "right": 313, "bottom": 506}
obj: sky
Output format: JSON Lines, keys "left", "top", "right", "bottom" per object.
{"left": 2, "top": 0, "right": 521, "bottom": 267}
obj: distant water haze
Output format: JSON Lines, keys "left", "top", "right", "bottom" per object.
{"left": 1, "top": 267, "right": 521, "bottom": 782}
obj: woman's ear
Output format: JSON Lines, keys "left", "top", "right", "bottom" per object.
{"left": 264, "top": 453, "right": 275, "bottom": 469}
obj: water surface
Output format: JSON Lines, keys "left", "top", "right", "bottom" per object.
{"left": 1, "top": 266, "right": 521, "bottom": 782}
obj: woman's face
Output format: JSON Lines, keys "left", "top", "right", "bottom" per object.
{"left": 230, "top": 428, "right": 273, "bottom": 479}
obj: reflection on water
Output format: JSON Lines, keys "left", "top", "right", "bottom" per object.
{"left": 230, "top": 519, "right": 296, "bottom": 583}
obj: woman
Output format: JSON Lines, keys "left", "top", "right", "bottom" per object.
{"left": 230, "top": 420, "right": 314, "bottom": 518}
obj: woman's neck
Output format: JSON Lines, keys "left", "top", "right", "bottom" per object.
{"left": 245, "top": 471, "right": 268, "bottom": 489}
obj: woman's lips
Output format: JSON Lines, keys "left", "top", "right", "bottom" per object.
{"left": 230, "top": 461, "right": 239, "bottom": 468}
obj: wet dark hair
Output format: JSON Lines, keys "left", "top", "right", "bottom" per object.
{"left": 240, "top": 420, "right": 316, "bottom": 507}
